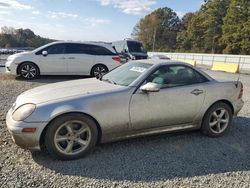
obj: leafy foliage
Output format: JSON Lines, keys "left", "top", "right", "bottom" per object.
{"left": 132, "top": 7, "right": 181, "bottom": 52}
{"left": 132, "top": 0, "right": 250, "bottom": 55}
{"left": 221, "top": 0, "right": 250, "bottom": 54}
{"left": 0, "top": 26, "right": 55, "bottom": 48}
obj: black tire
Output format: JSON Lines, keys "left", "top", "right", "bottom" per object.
{"left": 18, "top": 62, "right": 40, "bottom": 79}
{"left": 44, "top": 113, "right": 98, "bottom": 160}
{"left": 201, "top": 102, "right": 232, "bottom": 137}
{"left": 91, "top": 64, "right": 108, "bottom": 78}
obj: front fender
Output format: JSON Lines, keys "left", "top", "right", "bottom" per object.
{"left": 24, "top": 87, "right": 133, "bottom": 137}
{"left": 24, "top": 96, "right": 95, "bottom": 123}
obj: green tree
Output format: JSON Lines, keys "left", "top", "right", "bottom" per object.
{"left": 221, "top": 0, "right": 250, "bottom": 54}
{"left": 132, "top": 7, "right": 181, "bottom": 51}
{"left": 186, "top": 12, "right": 207, "bottom": 53}
{"left": 182, "top": 0, "right": 229, "bottom": 53}
{"left": 201, "top": 0, "right": 230, "bottom": 53}
{"left": 176, "top": 13, "right": 195, "bottom": 52}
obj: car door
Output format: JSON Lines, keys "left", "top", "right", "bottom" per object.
{"left": 65, "top": 43, "right": 95, "bottom": 75}
{"left": 35, "top": 43, "right": 67, "bottom": 74}
{"left": 129, "top": 65, "right": 207, "bottom": 130}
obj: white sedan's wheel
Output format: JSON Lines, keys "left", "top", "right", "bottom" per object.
{"left": 202, "top": 102, "right": 232, "bottom": 137}
{"left": 45, "top": 114, "right": 98, "bottom": 160}
{"left": 19, "top": 63, "right": 39, "bottom": 79}
{"left": 91, "top": 65, "right": 108, "bottom": 78}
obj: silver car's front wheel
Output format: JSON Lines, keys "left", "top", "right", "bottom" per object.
{"left": 202, "top": 102, "right": 232, "bottom": 137}
{"left": 45, "top": 114, "right": 98, "bottom": 160}
{"left": 54, "top": 120, "right": 92, "bottom": 155}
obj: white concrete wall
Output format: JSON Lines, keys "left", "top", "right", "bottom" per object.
{"left": 148, "top": 52, "right": 250, "bottom": 72}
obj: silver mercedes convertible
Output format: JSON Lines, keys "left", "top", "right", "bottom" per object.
{"left": 6, "top": 60, "right": 244, "bottom": 160}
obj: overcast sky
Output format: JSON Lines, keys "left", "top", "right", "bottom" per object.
{"left": 0, "top": 0, "right": 203, "bottom": 41}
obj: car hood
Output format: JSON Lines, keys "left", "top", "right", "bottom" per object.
{"left": 15, "top": 78, "right": 123, "bottom": 107}
{"left": 7, "top": 51, "right": 32, "bottom": 60}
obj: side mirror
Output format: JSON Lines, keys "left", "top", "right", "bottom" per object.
{"left": 42, "top": 50, "right": 48, "bottom": 56}
{"left": 140, "top": 82, "right": 160, "bottom": 92}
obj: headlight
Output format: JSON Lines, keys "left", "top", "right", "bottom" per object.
{"left": 12, "top": 103, "right": 36, "bottom": 121}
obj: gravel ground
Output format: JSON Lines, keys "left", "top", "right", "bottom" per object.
{"left": 0, "top": 70, "right": 250, "bottom": 188}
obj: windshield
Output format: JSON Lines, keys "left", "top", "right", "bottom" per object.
{"left": 102, "top": 62, "right": 152, "bottom": 86}
{"left": 127, "top": 41, "right": 146, "bottom": 53}
{"left": 32, "top": 42, "right": 56, "bottom": 52}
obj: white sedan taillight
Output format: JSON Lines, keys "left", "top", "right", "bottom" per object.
{"left": 112, "top": 56, "right": 121, "bottom": 63}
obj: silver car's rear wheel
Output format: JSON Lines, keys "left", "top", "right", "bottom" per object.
{"left": 209, "top": 108, "right": 229, "bottom": 134}
{"left": 201, "top": 102, "right": 232, "bottom": 137}
{"left": 45, "top": 113, "right": 98, "bottom": 160}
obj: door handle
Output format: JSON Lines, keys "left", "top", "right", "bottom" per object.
{"left": 59, "top": 57, "right": 66, "bottom": 59}
{"left": 191, "top": 89, "right": 204, "bottom": 96}
{"left": 68, "top": 57, "right": 75, "bottom": 59}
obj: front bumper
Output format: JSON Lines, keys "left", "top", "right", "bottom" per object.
{"left": 5, "top": 61, "right": 18, "bottom": 75}
{"left": 6, "top": 109, "right": 47, "bottom": 150}
{"left": 5, "top": 66, "right": 11, "bottom": 73}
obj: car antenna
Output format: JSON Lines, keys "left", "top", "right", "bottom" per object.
{"left": 236, "top": 57, "right": 245, "bottom": 88}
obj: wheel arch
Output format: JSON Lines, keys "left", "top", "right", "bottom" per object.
{"left": 17, "top": 61, "right": 40, "bottom": 75}
{"left": 39, "top": 112, "right": 103, "bottom": 149}
{"left": 202, "top": 99, "right": 234, "bottom": 123}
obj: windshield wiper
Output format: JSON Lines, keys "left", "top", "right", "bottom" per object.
{"left": 102, "top": 78, "right": 117, "bottom": 85}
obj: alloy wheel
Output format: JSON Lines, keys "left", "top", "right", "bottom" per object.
{"left": 209, "top": 108, "right": 229, "bottom": 134}
{"left": 54, "top": 120, "right": 91, "bottom": 155}
{"left": 93, "top": 66, "right": 107, "bottom": 78}
{"left": 20, "top": 64, "right": 37, "bottom": 79}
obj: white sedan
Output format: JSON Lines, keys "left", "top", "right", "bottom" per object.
{"left": 5, "top": 41, "right": 122, "bottom": 79}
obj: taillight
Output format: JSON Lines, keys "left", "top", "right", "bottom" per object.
{"left": 112, "top": 56, "right": 121, "bottom": 63}
{"left": 238, "top": 83, "right": 243, "bottom": 99}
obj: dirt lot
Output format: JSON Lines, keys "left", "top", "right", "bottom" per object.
{"left": 0, "top": 70, "right": 250, "bottom": 188}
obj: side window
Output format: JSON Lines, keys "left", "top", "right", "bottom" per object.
{"left": 36, "top": 44, "right": 65, "bottom": 55}
{"left": 66, "top": 44, "right": 87, "bottom": 54}
{"left": 194, "top": 70, "right": 208, "bottom": 83}
{"left": 90, "top": 45, "right": 116, "bottom": 55}
{"left": 65, "top": 44, "right": 113, "bottom": 55}
{"left": 47, "top": 44, "right": 66, "bottom": 54}
{"left": 145, "top": 65, "right": 208, "bottom": 88}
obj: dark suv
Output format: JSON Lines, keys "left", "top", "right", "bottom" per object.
{"left": 112, "top": 39, "right": 148, "bottom": 62}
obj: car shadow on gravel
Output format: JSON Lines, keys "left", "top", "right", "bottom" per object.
{"left": 32, "top": 116, "right": 250, "bottom": 182}
{"left": 15, "top": 75, "right": 91, "bottom": 84}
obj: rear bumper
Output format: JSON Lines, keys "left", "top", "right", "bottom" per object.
{"left": 6, "top": 109, "right": 47, "bottom": 150}
{"left": 233, "top": 99, "right": 244, "bottom": 116}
